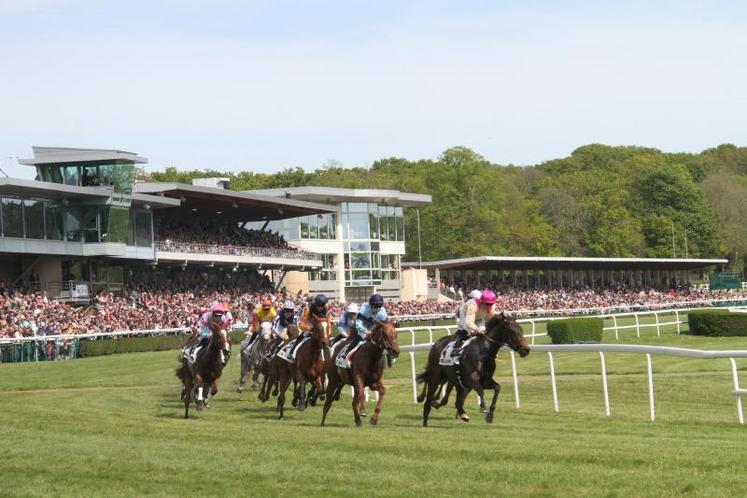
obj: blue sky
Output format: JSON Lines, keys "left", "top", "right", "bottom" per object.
{"left": 1, "top": 0, "right": 746, "bottom": 178}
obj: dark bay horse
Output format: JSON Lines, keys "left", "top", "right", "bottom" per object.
{"left": 321, "top": 320, "right": 399, "bottom": 427}
{"left": 176, "top": 327, "right": 228, "bottom": 419}
{"left": 417, "top": 313, "right": 530, "bottom": 427}
{"left": 274, "top": 316, "right": 330, "bottom": 419}
{"left": 259, "top": 324, "right": 300, "bottom": 403}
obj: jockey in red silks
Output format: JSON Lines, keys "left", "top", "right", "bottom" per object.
{"left": 451, "top": 289, "right": 497, "bottom": 356}
{"left": 186, "top": 303, "right": 233, "bottom": 366}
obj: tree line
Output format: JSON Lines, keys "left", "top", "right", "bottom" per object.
{"left": 143, "top": 143, "right": 747, "bottom": 275}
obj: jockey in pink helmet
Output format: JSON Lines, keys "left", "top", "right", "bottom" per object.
{"left": 452, "top": 289, "right": 498, "bottom": 356}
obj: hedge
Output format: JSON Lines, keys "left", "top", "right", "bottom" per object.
{"left": 687, "top": 310, "right": 747, "bottom": 337}
{"left": 547, "top": 317, "right": 604, "bottom": 344}
{"left": 79, "top": 328, "right": 248, "bottom": 357}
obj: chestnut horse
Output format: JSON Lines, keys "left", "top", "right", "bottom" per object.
{"left": 417, "top": 313, "right": 530, "bottom": 427}
{"left": 274, "top": 316, "right": 330, "bottom": 419}
{"left": 321, "top": 320, "right": 399, "bottom": 427}
{"left": 176, "top": 327, "right": 228, "bottom": 419}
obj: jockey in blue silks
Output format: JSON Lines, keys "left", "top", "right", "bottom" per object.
{"left": 332, "top": 302, "right": 359, "bottom": 346}
{"left": 346, "top": 293, "right": 387, "bottom": 364}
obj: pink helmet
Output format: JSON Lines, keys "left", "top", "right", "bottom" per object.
{"left": 480, "top": 290, "right": 496, "bottom": 305}
{"left": 211, "top": 303, "right": 227, "bottom": 313}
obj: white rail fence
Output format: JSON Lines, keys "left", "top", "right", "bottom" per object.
{"left": 396, "top": 308, "right": 747, "bottom": 424}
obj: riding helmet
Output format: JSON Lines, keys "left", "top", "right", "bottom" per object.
{"left": 283, "top": 299, "right": 295, "bottom": 310}
{"left": 346, "top": 302, "right": 360, "bottom": 314}
{"left": 261, "top": 299, "right": 272, "bottom": 309}
{"left": 369, "top": 293, "right": 384, "bottom": 307}
{"left": 313, "top": 294, "right": 328, "bottom": 307}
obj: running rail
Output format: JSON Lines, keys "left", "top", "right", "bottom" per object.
{"left": 398, "top": 342, "right": 747, "bottom": 424}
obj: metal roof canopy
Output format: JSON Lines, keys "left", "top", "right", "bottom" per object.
{"left": 0, "top": 178, "right": 179, "bottom": 209}
{"left": 135, "top": 182, "right": 336, "bottom": 222}
{"left": 402, "top": 256, "right": 729, "bottom": 271}
{"left": 19, "top": 146, "right": 147, "bottom": 165}
{"left": 251, "top": 186, "right": 432, "bottom": 207}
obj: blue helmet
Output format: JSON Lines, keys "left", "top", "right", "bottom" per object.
{"left": 313, "top": 294, "right": 328, "bottom": 307}
{"left": 369, "top": 293, "right": 384, "bottom": 307}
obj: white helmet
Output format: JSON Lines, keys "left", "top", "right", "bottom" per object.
{"left": 347, "top": 303, "right": 360, "bottom": 313}
{"left": 469, "top": 289, "right": 481, "bottom": 299}
{"left": 283, "top": 300, "right": 295, "bottom": 310}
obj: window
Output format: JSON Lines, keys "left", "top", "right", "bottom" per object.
{"left": 319, "top": 214, "right": 328, "bottom": 239}
{"left": 135, "top": 210, "right": 152, "bottom": 247}
{"left": 24, "top": 200, "right": 45, "bottom": 239}
{"left": 64, "top": 166, "right": 80, "bottom": 186}
{"left": 368, "top": 213, "right": 379, "bottom": 239}
{"left": 327, "top": 214, "right": 336, "bottom": 239}
{"left": 45, "top": 202, "right": 63, "bottom": 240}
{"left": 81, "top": 165, "right": 100, "bottom": 186}
{"left": 1, "top": 197, "right": 23, "bottom": 237}
{"left": 348, "top": 213, "right": 369, "bottom": 239}
{"left": 300, "top": 216, "right": 309, "bottom": 238}
{"left": 309, "top": 215, "right": 319, "bottom": 239}
{"left": 64, "top": 207, "right": 82, "bottom": 242}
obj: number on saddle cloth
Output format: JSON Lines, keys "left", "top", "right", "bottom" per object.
{"left": 439, "top": 336, "right": 474, "bottom": 366}
{"left": 334, "top": 342, "right": 353, "bottom": 369}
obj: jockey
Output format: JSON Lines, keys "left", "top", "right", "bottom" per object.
{"left": 246, "top": 298, "right": 277, "bottom": 347}
{"left": 273, "top": 299, "right": 298, "bottom": 340}
{"left": 187, "top": 303, "right": 232, "bottom": 365}
{"left": 288, "top": 293, "right": 329, "bottom": 358}
{"left": 455, "top": 289, "right": 481, "bottom": 325}
{"left": 346, "top": 293, "right": 387, "bottom": 364}
{"left": 332, "top": 302, "right": 359, "bottom": 345}
{"left": 452, "top": 289, "right": 497, "bottom": 356}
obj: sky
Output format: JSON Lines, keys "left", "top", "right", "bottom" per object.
{"left": 1, "top": 0, "right": 746, "bottom": 178}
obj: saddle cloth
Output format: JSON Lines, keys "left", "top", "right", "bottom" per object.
{"left": 439, "top": 337, "right": 476, "bottom": 366}
{"left": 276, "top": 336, "right": 310, "bottom": 364}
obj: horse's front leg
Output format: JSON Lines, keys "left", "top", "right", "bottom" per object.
{"left": 296, "top": 375, "right": 307, "bottom": 411}
{"left": 370, "top": 382, "right": 386, "bottom": 426}
{"left": 486, "top": 380, "right": 501, "bottom": 424}
{"left": 321, "top": 374, "right": 338, "bottom": 426}
{"left": 195, "top": 374, "right": 206, "bottom": 411}
{"left": 277, "top": 370, "right": 292, "bottom": 419}
{"left": 352, "top": 376, "right": 366, "bottom": 427}
{"left": 454, "top": 386, "right": 471, "bottom": 422}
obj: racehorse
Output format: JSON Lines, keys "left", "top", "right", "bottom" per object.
{"left": 274, "top": 316, "right": 330, "bottom": 419}
{"left": 321, "top": 319, "right": 399, "bottom": 427}
{"left": 176, "top": 327, "right": 228, "bottom": 419}
{"left": 258, "top": 323, "right": 300, "bottom": 403}
{"left": 416, "top": 313, "right": 530, "bottom": 427}
{"left": 238, "top": 321, "right": 273, "bottom": 398}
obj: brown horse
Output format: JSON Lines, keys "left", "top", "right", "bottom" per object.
{"left": 176, "top": 327, "right": 228, "bottom": 419}
{"left": 258, "top": 324, "right": 300, "bottom": 403}
{"left": 274, "top": 316, "right": 330, "bottom": 419}
{"left": 321, "top": 320, "right": 399, "bottom": 427}
{"left": 417, "top": 313, "right": 529, "bottom": 427}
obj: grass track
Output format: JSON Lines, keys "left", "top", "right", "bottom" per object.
{"left": 1, "top": 326, "right": 747, "bottom": 497}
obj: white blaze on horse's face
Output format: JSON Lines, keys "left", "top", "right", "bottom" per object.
{"left": 321, "top": 321, "right": 328, "bottom": 338}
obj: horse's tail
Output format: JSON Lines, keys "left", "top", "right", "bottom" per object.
{"left": 415, "top": 370, "right": 428, "bottom": 384}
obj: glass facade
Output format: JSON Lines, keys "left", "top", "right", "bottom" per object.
{"left": 339, "top": 202, "right": 404, "bottom": 286}
{"left": 0, "top": 195, "right": 151, "bottom": 247}
{"left": 37, "top": 161, "right": 134, "bottom": 195}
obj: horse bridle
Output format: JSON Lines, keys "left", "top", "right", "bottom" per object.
{"left": 370, "top": 323, "right": 395, "bottom": 354}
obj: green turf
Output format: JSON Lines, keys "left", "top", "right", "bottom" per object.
{"left": 1, "top": 325, "right": 747, "bottom": 497}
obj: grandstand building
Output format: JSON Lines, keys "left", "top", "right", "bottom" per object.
{"left": 0, "top": 147, "right": 333, "bottom": 300}
{"left": 249, "top": 187, "right": 432, "bottom": 303}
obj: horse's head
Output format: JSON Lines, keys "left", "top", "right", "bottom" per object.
{"left": 310, "top": 315, "right": 330, "bottom": 346}
{"left": 486, "top": 312, "right": 530, "bottom": 357}
{"left": 259, "top": 321, "right": 273, "bottom": 342}
{"left": 213, "top": 328, "right": 229, "bottom": 348}
{"left": 372, "top": 320, "right": 399, "bottom": 359}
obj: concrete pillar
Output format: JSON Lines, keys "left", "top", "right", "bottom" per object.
{"left": 434, "top": 267, "right": 441, "bottom": 288}
{"left": 335, "top": 206, "right": 346, "bottom": 303}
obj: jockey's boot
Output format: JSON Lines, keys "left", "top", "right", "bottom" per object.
{"left": 451, "top": 331, "right": 467, "bottom": 357}
{"left": 222, "top": 348, "right": 231, "bottom": 366}
{"left": 345, "top": 335, "right": 361, "bottom": 367}
{"left": 289, "top": 332, "right": 307, "bottom": 359}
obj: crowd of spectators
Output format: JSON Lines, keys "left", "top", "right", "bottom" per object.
{"left": 155, "top": 219, "right": 309, "bottom": 258}
{"left": 2, "top": 274, "right": 745, "bottom": 339}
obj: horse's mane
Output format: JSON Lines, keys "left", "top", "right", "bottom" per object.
{"left": 485, "top": 313, "right": 505, "bottom": 331}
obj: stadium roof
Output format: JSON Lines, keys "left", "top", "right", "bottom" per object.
{"left": 402, "top": 256, "right": 729, "bottom": 271}
{"left": 0, "top": 178, "right": 179, "bottom": 208}
{"left": 19, "top": 146, "right": 148, "bottom": 165}
{"left": 134, "top": 182, "right": 336, "bottom": 222}
{"left": 251, "top": 187, "right": 432, "bottom": 207}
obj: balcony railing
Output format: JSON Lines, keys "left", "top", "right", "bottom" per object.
{"left": 155, "top": 240, "right": 319, "bottom": 261}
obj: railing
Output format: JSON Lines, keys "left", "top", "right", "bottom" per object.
{"left": 399, "top": 341, "right": 747, "bottom": 425}
{"left": 155, "top": 240, "right": 319, "bottom": 261}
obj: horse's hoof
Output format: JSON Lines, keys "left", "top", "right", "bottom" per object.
{"left": 370, "top": 416, "right": 378, "bottom": 426}
{"left": 355, "top": 419, "right": 362, "bottom": 428}
{"left": 486, "top": 412, "right": 494, "bottom": 424}
{"left": 416, "top": 393, "right": 425, "bottom": 403}
{"left": 319, "top": 393, "right": 326, "bottom": 401}
{"left": 459, "top": 413, "right": 470, "bottom": 422}
{"left": 196, "top": 402, "right": 204, "bottom": 412}
{"left": 360, "top": 411, "right": 367, "bottom": 417}
{"left": 431, "top": 400, "right": 441, "bottom": 409}
{"left": 480, "top": 405, "right": 488, "bottom": 414}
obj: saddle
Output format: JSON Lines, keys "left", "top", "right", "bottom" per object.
{"left": 276, "top": 336, "right": 311, "bottom": 364}
{"left": 439, "top": 337, "right": 476, "bottom": 366}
